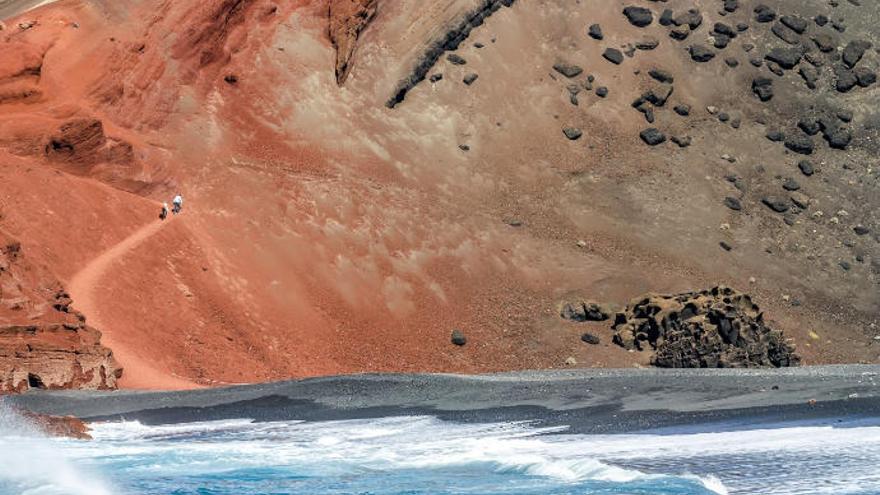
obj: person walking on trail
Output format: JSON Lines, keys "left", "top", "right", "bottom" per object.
{"left": 172, "top": 194, "right": 183, "bottom": 214}
{"left": 160, "top": 202, "right": 169, "bottom": 220}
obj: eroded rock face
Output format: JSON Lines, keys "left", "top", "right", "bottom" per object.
{"left": 329, "top": 0, "right": 378, "bottom": 85}
{"left": 0, "top": 233, "right": 120, "bottom": 393}
{"left": 612, "top": 287, "right": 800, "bottom": 368}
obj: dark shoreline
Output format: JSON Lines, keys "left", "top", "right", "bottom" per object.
{"left": 6, "top": 366, "right": 880, "bottom": 434}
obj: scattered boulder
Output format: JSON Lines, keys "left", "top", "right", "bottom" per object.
{"left": 463, "top": 73, "right": 479, "bottom": 85}
{"left": 752, "top": 77, "right": 773, "bottom": 102}
{"left": 561, "top": 301, "right": 611, "bottom": 322}
{"left": 784, "top": 132, "right": 815, "bottom": 155}
{"left": 611, "top": 286, "right": 800, "bottom": 368}
{"left": 563, "top": 127, "right": 583, "bottom": 140}
{"left": 782, "top": 178, "right": 800, "bottom": 191}
{"left": 581, "top": 333, "right": 601, "bottom": 345}
{"left": 673, "top": 9, "right": 703, "bottom": 30}
{"left": 640, "top": 128, "right": 666, "bottom": 145}
{"left": 689, "top": 44, "right": 715, "bottom": 62}
{"left": 588, "top": 24, "right": 603, "bottom": 40}
{"left": 623, "top": 6, "right": 654, "bottom": 27}
{"left": 648, "top": 68, "right": 674, "bottom": 83}
{"left": 447, "top": 53, "right": 467, "bottom": 65}
{"left": 553, "top": 63, "right": 583, "bottom": 78}
{"left": 842, "top": 40, "right": 872, "bottom": 69}
{"left": 451, "top": 329, "right": 467, "bottom": 346}
{"left": 762, "top": 196, "right": 790, "bottom": 213}
{"left": 798, "top": 160, "right": 815, "bottom": 176}
{"left": 603, "top": 48, "right": 624, "bottom": 65}
{"left": 780, "top": 15, "right": 807, "bottom": 34}
{"left": 765, "top": 47, "right": 803, "bottom": 70}
{"left": 754, "top": 5, "right": 776, "bottom": 23}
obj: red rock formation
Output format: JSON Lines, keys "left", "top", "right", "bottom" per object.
{"left": 329, "top": 0, "right": 377, "bottom": 84}
{"left": 18, "top": 410, "right": 92, "bottom": 439}
{"left": 0, "top": 233, "right": 120, "bottom": 393}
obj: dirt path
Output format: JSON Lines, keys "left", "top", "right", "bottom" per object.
{"left": 67, "top": 216, "right": 202, "bottom": 391}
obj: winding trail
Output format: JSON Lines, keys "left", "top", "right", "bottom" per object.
{"left": 68, "top": 217, "right": 201, "bottom": 390}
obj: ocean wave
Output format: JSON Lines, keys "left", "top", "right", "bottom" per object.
{"left": 79, "top": 416, "right": 728, "bottom": 493}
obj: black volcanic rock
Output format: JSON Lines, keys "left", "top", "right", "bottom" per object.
{"left": 603, "top": 48, "right": 624, "bottom": 65}
{"left": 754, "top": 5, "right": 776, "bottom": 23}
{"left": 766, "top": 128, "right": 785, "bottom": 142}
{"left": 588, "top": 24, "right": 603, "bottom": 40}
{"left": 765, "top": 47, "right": 803, "bottom": 70}
{"left": 673, "top": 9, "right": 703, "bottom": 30}
{"left": 581, "top": 333, "right": 601, "bottom": 345}
{"left": 772, "top": 22, "right": 801, "bottom": 45}
{"left": 640, "top": 128, "right": 666, "bottom": 145}
{"left": 835, "top": 66, "right": 859, "bottom": 92}
{"left": 724, "top": 197, "right": 742, "bottom": 211}
{"left": 842, "top": 40, "right": 872, "bottom": 69}
{"left": 447, "top": 53, "right": 467, "bottom": 65}
{"left": 799, "top": 66, "right": 819, "bottom": 89}
{"left": 855, "top": 67, "right": 877, "bottom": 87}
{"left": 752, "top": 77, "right": 774, "bottom": 101}
{"left": 563, "top": 127, "right": 583, "bottom": 140}
{"left": 553, "top": 63, "right": 583, "bottom": 78}
{"left": 784, "top": 132, "right": 815, "bottom": 155}
{"left": 798, "top": 160, "right": 815, "bottom": 176}
{"left": 451, "top": 329, "right": 467, "bottom": 346}
{"left": 649, "top": 68, "right": 674, "bottom": 83}
{"left": 689, "top": 44, "right": 715, "bottom": 62}
{"left": 780, "top": 15, "right": 808, "bottom": 34}
{"left": 611, "top": 286, "right": 800, "bottom": 368}
{"left": 762, "top": 196, "right": 790, "bottom": 213}
{"left": 623, "top": 6, "right": 653, "bottom": 27}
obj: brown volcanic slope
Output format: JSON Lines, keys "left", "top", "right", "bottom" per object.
{"left": 0, "top": 0, "right": 878, "bottom": 390}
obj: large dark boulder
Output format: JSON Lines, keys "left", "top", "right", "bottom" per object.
{"left": 640, "top": 128, "right": 667, "bottom": 145}
{"left": 611, "top": 287, "right": 800, "bottom": 368}
{"left": 842, "top": 40, "right": 872, "bottom": 69}
{"left": 623, "top": 6, "right": 653, "bottom": 27}
{"left": 689, "top": 44, "right": 715, "bottom": 62}
{"left": 765, "top": 47, "right": 803, "bottom": 70}
{"left": 752, "top": 77, "right": 773, "bottom": 101}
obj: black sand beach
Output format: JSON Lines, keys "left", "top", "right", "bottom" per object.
{"left": 7, "top": 366, "right": 880, "bottom": 433}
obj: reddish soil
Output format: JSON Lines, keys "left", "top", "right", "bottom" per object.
{"left": 0, "top": 0, "right": 877, "bottom": 390}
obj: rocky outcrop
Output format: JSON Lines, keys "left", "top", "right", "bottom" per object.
{"left": 43, "top": 118, "right": 134, "bottom": 168}
{"left": 612, "top": 287, "right": 800, "bottom": 368}
{"left": 329, "top": 0, "right": 378, "bottom": 85}
{"left": 18, "top": 410, "right": 92, "bottom": 440}
{"left": 0, "top": 233, "right": 120, "bottom": 393}
{"left": 386, "top": 0, "right": 516, "bottom": 108}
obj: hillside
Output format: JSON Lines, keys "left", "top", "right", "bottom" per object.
{"left": 0, "top": 0, "right": 878, "bottom": 390}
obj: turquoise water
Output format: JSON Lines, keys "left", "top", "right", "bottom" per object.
{"left": 2, "top": 412, "right": 880, "bottom": 494}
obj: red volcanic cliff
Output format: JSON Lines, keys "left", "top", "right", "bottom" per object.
{"left": 0, "top": 230, "right": 119, "bottom": 392}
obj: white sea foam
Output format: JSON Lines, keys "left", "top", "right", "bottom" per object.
{"left": 0, "top": 404, "right": 115, "bottom": 495}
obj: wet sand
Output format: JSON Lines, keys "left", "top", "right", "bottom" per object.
{"left": 8, "top": 366, "right": 880, "bottom": 433}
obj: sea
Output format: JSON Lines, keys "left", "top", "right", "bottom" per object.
{"left": 2, "top": 406, "right": 880, "bottom": 495}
